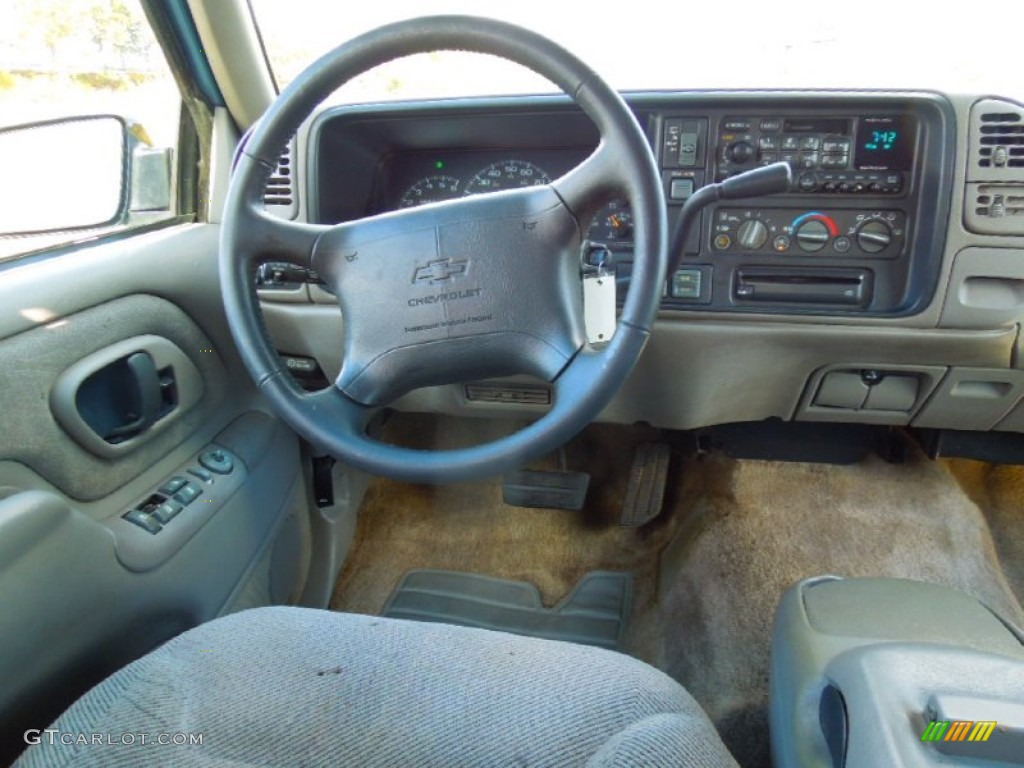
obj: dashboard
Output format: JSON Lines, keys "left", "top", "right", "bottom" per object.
{"left": 257, "top": 90, "right": 1024, "bottom": 439}
{"left": 307, "top": 93, "right": 954, "bottom": 317}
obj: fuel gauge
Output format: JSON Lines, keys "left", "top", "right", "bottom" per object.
{"left": 587, "top": 200, "right": 633, "bottom": 245}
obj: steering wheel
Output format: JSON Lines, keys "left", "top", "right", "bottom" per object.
{"left": 220, "top": 16, "right": 667, "bottom": 483}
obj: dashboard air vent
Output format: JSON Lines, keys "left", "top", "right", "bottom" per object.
{"left": 465, "top": 382, "right": 551, "bottom": 406}
{"left": 977, "top": 111, "right": 1024, "bottom": 169}
{"left": 262, "top": 140, "right": 299, "bottom": 219}
{"left": 969, "top": 184, "right": 1024, "bottom": 234}
{"left": 965, "top": 99, "right": 1024, "bottom": 235}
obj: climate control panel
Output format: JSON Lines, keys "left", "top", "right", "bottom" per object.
{"left": 711, "top": 208, "right": 906, "bottom": 259}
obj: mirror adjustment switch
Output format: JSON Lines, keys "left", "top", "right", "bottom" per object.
{"left": 173, "top": 482, "right": 202, "bottom": 506}
{"left": 152, "top": 499, "right": 183, "bottom": 524}
{"left": 159, "top": 476, "right": 188, "bottom": 496}
{"left": 199, "top": 449, "right": 234, "bottom": 475}
{"left": 123, "top": 508, "right": 161, "bottom": 534}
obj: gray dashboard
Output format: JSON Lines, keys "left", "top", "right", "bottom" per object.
{"left": 307, "top": 92, "right": 955, "bottom": 318}
{"left": 256, "top": 90, "right": 1024, "bottom": 439}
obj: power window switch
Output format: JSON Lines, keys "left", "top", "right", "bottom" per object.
{"left": 152, "top": 499, "right": 183, "bottom": 524}
{"left": 173, "top": 482, "right": 202, "bottom": 506}
{"left": 188, "top": 467, "right": 214, "bottom": 483}
{"left": 159, "top": 476, "right": 188, "bottom": 496}
{"left": 123, "top": 508, "right": 162, "bottom": 535}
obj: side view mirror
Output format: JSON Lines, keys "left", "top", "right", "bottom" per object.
{"left": 0, "top": 114, "right": 173, "bottom": 238}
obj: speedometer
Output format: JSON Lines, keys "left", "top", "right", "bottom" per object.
{"left": 399, "top": 175, "right": 462, "bottom": 208}
{"left": 464, "top": 160, "right": 551, "bottom": 195}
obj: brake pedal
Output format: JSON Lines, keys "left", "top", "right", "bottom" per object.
{"left": 620, "top": 442, "right": 671, "bottom": 527}
{"left": 502, "top": 470, "right": 590, "bottom": 511}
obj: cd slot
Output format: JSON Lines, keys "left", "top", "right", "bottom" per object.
{"left": 734, "top": 268, "right": 871, "bottom": 306}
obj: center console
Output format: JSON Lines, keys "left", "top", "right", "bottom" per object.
{"left": 771, "top": 577, "right": 1024, "bottom": 767}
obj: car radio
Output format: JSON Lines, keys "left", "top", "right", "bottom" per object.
{"left": 715, "top": 114, "right": 917, "bottom": 195}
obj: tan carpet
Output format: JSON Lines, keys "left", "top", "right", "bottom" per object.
{"left": 330, "top": 415, "right": 1024, "bottom": 768}
{"left": 661, "top": 448, "right": 1024, "bottom": 768}
{"left": 330, "top": 414, "right": 694, "bottom": 666}
{"left": 945, "top": 458, "right": 1024, "bottom": 610}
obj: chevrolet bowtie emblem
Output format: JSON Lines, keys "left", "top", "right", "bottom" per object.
{"left": 412, "top": 258, "right": 468, "bottom": 284}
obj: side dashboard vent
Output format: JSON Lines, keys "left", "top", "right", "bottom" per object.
{"left": 465, "top": 382, "right": 552, "bottom": 406}
{"left": 970, "top": 184, "right": 1024, "bottom": 235}
{"left": 263, "top": 140, "right": 299, "bottom": 219}
{"left": 966, "top": 99, "right": 1024, "bottom": 235}
{"left": 977, "top": 111, "right": 1024, "bottom": 169}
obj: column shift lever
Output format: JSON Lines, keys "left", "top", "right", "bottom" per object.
{"left": 668, "top": 161, "right": 793, "bottom": 273}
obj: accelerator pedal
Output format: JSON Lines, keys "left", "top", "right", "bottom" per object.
{"left": 620, "top": 442, "right": 671, "bottom": 527}
{"left": 502, "top": 470, "right": 590, "bottom": 511}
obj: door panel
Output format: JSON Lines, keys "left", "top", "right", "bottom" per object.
{"left": 0, "top": 223, "right": 310, "bottom": 760}
{"left": 1, "top": 294, "right": 227, "bottom": 500}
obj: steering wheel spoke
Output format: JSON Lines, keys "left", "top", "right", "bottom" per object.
{"left": 551, "top": 140, "right": 626, "bottom": 225}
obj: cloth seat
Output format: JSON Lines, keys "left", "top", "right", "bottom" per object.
{"left": 17, "top": 607, "right": 738, "bottom": 767}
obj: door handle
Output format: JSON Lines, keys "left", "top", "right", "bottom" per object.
{"left": 105, "top": 351, "right": 161, "bottom": 439}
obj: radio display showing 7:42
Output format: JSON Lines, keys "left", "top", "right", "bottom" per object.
{"left": 855, "top": 115, "right": 915, "bottom": 171}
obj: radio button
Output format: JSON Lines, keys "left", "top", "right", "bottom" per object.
{"left": 727, "top": 141, "right": 755, "bottom": 164}
{"left": 723, "top": 119, "right": 751, "bottom": 131}
{"left": 820, "top": 155, "right": 848, "bottom": 169}
{"left": 781, "top": 136, "right": 800, "bottom": 151}
{"left": 798, "top": 152, "right": 819, "bottom": 169}
{"left": 758, "top": 135, "right": 779, "bottom": 151}
{"left": 799, "top": 136, "right": 821, "bottom": 151}
{"left": 760, "top": 119, "right": 782, "bottom": 132}
{"left": 797, "top": 173, "right": 818, "bottom": 192}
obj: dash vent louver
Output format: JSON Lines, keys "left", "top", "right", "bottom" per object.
{"left": 966, "top": 99, "right": 1024, "bottom": 235}
{"left": 263, "top": 144, "right": 293, "bottom": 206}
{"left": 977, "top": 111, "right": 1024, "bottom": 170}
{"left": 262, "top": 140, "right": 299, "bottom": 219}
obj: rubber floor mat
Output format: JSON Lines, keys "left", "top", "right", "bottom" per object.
{"left": 382, "top": 569, "right": 633, "bottom": 651}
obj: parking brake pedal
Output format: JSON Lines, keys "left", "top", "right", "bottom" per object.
{"left": 620, "top": 442, "right": 671, "bottom": 527}
{"left": 502, "top": 470, "right": 590, "bottom": 511}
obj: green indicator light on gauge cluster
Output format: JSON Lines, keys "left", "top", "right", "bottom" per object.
{"left": 435, "top": 160, "right": 445, "bottom": 170}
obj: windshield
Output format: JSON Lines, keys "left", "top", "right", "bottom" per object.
{"left": 250, "top": 0, "right": 1022, "bottom": 102}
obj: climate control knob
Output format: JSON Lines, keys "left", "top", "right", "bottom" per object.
{"left": 856, "top": 220, "right": 892, "bottom": 254}
{"left": 736, "top": 219, "right": 769, "bottom": 250}
{"left": 794, "top": 219, "right": 829, "bottom": 252}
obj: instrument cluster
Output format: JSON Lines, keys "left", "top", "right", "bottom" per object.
{"left": 382, "top": 150, "right": 634, "bottom": 249}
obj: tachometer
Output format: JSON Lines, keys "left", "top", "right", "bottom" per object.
{"left": 464, "top": 160, "right": 551, "bottom": 194}
{"left": 399, "top": 175, "right": 462, "bottom": 208}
